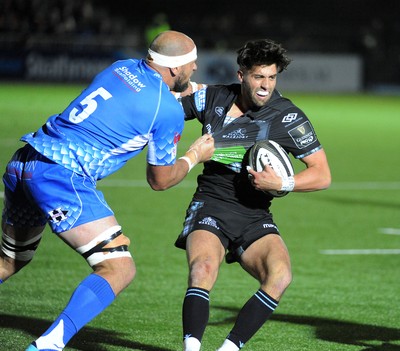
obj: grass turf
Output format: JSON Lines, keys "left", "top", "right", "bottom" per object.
{"left": 0, "top": 83, "right": 399, "bottom": 351}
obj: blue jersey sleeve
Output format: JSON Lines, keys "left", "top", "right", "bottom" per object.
{"left": 146, "top": 100, "right": 184, "bottom": 166}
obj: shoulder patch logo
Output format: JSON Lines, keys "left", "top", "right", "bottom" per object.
{"left": 282, "top": 113, "right": 298, "bottom": 123}
{"left": 195, "top": 89, "right": 207, "bottom": 111}
{"left": 288, "top": 121, "right": 317, "bottom": 149}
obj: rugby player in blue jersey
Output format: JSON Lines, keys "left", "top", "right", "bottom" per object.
{"left": 0, "top": 30, "right": 214, "bottom": 351}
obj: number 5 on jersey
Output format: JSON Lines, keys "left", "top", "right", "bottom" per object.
{"left": 69, "top": 87, "right": 113, "bottom": 123}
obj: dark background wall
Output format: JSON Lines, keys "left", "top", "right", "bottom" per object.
{"left": 1, "top": 0, "right": 399, "bottom": 90}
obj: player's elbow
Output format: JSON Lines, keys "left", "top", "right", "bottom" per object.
{"left": 146, "top": 165, "right": 172, "bottom": 191}
{"left": 147, "top": 179, "right": 169, "bottom": 191}
{"left": 320, "top": 179, "right": 331, "bottom": 190}
{"left": 319, "top": 170, "right": 332, "bottom": 190}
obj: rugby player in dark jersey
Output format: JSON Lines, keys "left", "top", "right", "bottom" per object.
{"left": 175, "top": 39, "right": 331, "bottom": 351}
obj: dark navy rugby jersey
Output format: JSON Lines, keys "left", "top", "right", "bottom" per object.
{"left": 181, "top": 84, "right": 323, "bottom": 208}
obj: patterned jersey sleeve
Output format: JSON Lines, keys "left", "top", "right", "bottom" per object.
{"left": 180, "top": 87, "right": 208, "bottom": 123}
{"left": 146, "top": 95, "right": 185, "bottom": 166}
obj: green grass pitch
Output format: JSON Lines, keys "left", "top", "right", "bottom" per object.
{"left": 0, "top": 83, "right": 399, "bottom": 350}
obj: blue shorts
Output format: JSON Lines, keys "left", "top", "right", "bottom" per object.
{"left": 2, "top": 144, "right": 114, "bottom": 234}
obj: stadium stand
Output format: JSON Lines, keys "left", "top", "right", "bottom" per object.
{"left": 0, "top": 0, "right": 399, "bottom": 90}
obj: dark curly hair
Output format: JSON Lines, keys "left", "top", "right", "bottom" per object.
{"left": 237, "top": 39, "right": 291, "bottom": 73}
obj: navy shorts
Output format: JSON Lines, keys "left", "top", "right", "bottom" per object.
{"left": 175, "top": 198, "right": 280, "bottom": 263}
{"left": 2, "top": 144, "right": 114, "bottom": 234}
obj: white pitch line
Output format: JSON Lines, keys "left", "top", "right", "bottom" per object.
{"left": 98, "top": 179, "right": 197, "bottom": 188}
{"left": 96, "top": 180, "right": 400, "bottom": 190}
{"left": 379, "top": 228, "right": 400, "bottom": 235}
{"left": 329, "top": 182, "right": 400, "bottom": 190}
{"left": 320, "top": 249, "right": 400, "bottom": 255}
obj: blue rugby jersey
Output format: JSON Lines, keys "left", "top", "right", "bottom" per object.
{"left": 22, "top": 59, "right": 184, "bottom": 181}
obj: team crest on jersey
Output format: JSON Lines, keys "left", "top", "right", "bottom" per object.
{"left": 297, "top": 125, "right": 306, "bottom": 134}
{"left": 174, "top": 132, "right": 181, "bottom": 145}
{"left": 215, "top": 106, "right": 224, "bottom": 117}
{"left": 288, "top": 121, "right": 317, "bottom": 149}
{"left": 48, "top": 208, "right": 68, "bottom": 223}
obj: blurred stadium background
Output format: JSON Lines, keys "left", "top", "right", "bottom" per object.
{"left": 1, "top": 0, "right": 399, "bottom": 93}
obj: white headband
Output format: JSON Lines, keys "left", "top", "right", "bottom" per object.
{"left": 148, "top": 47, "right": 197, "bottom": 68}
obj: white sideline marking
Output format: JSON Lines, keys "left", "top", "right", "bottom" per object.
{"left": 329, "top": 182, "right": 400, "bottom": 190}
{"left": 320, "top": 249, "right": 400, "bottom": 255}
{"left": 96, "top": 180, "right": 400, "bottom": 190}
{"left": 0, "top": 191, "right": 3, "bottom": 198}
{"left": 379, "top": 228, "right": 400, "bottom": 235}
{"left": 98, "top": 179, "right": 197, "bottom": 188}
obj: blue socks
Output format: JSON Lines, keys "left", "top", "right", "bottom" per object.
{"left": 33, "top": 274, "right": 115, "bottom": 350}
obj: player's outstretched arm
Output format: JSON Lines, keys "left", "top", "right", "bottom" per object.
{"left": 146, "top": 134, "right": 214, "bottom": 191}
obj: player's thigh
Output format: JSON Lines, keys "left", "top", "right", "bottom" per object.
{"left": 59, "top": 215, "right": 133, "bottom": 269}
{"left": 186, "top": 229, "right": 226, "bottom": 264}
{"left": 58, "top": 215, "right": 119, "bottom": 248}
{"left": 240, "top": 234, "right": 291, "bottom": 281}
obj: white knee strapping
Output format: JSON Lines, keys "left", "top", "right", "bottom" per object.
{"left": 76, "top": 225, "right": 131, "bottom": 266}
{"left": 1, "top": 232, "right": 43, "bottom": 261}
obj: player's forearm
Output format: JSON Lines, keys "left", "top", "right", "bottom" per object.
{"left": 290, "top": 148, "right": 331, "bottom": 192}
{"left": 146, "top": 150, "right": 198, "bottom": 191}
{"left": 292, "top": 165, "right": 331, "bottom": 192}
{"left": 146, "top": 135, "right": 214, "bottom": 191}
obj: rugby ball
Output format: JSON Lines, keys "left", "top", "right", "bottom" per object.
{"left": 248, "top": 140, "right": 294, "bottom": 197}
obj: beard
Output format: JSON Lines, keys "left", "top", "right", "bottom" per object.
{"left": 172, "top": 74, "right": 190, "bottom": 93}
{"left": 241, "top": 82, "right": 272, "bottom": 109}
